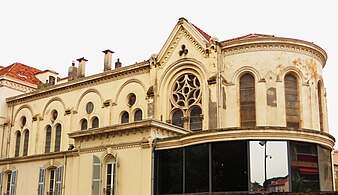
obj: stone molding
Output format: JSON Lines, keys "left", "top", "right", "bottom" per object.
{"left": 221, "top": 38, "right": 327, "bottom": 67}
{"left": 155, "top": 126, "right": 335, "bottom": 150}
{"left": 0, "top": 79, "right": 35, "bottom": 93}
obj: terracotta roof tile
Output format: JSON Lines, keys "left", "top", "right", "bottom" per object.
{"left": 190, "top": 23, "right": 212, "bottom": 41}
{"left": 0, "top": 62, "right": 42, "bottom": 85}
{"left": 222, "top": 33, "right": 274, "bottom": 43}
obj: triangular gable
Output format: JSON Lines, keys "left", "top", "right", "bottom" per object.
{"left": 222, "top": 33, "right": 274, "bottom": 43}
{"left": 156, "top": 18, "right": 212, "bottom": 67}
{"left": 0, "top": 62, "right": 42, "bottom": 85}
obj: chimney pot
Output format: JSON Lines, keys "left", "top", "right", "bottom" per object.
{"left": 77, "top": 57, "right": 87, "bottom": 78}
{"left": 102, "top": 49, "right": 114, "bottom": 71}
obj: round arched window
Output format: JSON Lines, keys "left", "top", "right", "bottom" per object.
{"left": 86, "top": 102, "right": 94, "bottom": 114}
{"left": 21, "top": 116, "right": 27, "bottom": 127}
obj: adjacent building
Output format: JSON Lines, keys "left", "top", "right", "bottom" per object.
{"left": 0, "top": 18, "right": 335, "bottom": 195}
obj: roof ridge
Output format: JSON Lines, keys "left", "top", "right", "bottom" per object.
{"left": 190, "top": 22, "right": 212, "bottom": 41}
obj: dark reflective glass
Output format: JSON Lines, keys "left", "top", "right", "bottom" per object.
{"left": 185, "top": 144, "right": 209, "bottom": 193}
{"left": 157, "top": 148, "right": 183, "bottom": 194}
{"left": 318, "top": 146, "right": 333, "bottom": 191}
{"left": 212, "top": 141, "right": 248, "bottom": 192}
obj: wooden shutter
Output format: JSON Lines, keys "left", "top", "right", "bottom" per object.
{"left": 0, "top": 172, "right": 3, "bottom": 193}
{"left": 10, "top": 170, "right": 17, "bottom": 195}
{"left": 92, "top": 156, "right": 101, "bottom": 195}
{"left": 37, "top": 168, "right": 45, "bottom": 195}
{"left": 55, "top": 166, "right": 63, "bottom": 195}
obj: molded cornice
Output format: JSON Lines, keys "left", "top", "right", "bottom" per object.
{"left": 6, "top": 62, "right": 150, "bottom": 105}
{"left": 155, "top": 126, "right": 335, "bottom": 150}
{"left": 221, "top": 37, "right": 327, "bottom": 67}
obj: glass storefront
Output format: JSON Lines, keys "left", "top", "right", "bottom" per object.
{"left": 154, "top": 140, "right": 333, "bottom": 194}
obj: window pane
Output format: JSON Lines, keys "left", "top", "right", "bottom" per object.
{"left": 15, "top": 132, "right": 21, "bottom": 157}
{"left": 92, "top": 117, "right": 99, "bottom": 128}
{"left": 45, "top": 126, "right": 52, "bottom": 153}
{"left": 172, "top": 110, "right": 183, "bottom": 128}
{"left": 156, "top": 148, "right": 183, "bottom": 194}
{"left": 185, "top": 144, "right": 209, "bottom": 193}
{"left": 134, "top": 109, "right": 142, "bottom": 121}
{"left": 212, "top": 141, "right": 248, "bottom": 192}
{"left": 121, "top": 112, "right": 129, "bottom": 124}
{"left": 318, "top": 82, "right": 324, "bottom": 131}
{"left": 54, "top": 124, "right": 61, "bottom": 152}
{"left": 250, "top": 141, "right": 289, "bottom": 192}
{"left": 285, "top": 74, "right": 300, "bottom": 128}
{"left": 290, "top": 142, "right": 319, "bottom": 192}
{"left": 23, "top": 130, "right": 29, "bottom": 156}
{"left": 81, "top": 119, "right": 88, "bottom": 130}
{"left": 189, "top": 107, "right": 202, "bottom": 131}
{"left": 240, "top": 73, "right": 256, "bottom": 126}
{"left": 318, "top": 146, "right": 333, "bottom": 191}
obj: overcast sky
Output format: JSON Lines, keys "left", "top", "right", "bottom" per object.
{"left": 1, "top": 1, "right": 337, "bottom": 146}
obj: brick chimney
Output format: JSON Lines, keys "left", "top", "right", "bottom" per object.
{"left": 68, "top": 61, "right": 78, "bottom": 81}
{"left": 77, "top": 57, "right": 88, "bottom": 78}
{"left": 115, "top": 58, "right": 122, "bottom": 69}
{"left": 102, "top": 49, "right": 114, "bottom": 71}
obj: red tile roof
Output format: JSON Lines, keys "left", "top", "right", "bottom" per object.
{"left": 0, "top": 62, "right": 42, "bottom": 85}
{"left": 222, "top": 33, "right": 274, "bottom": 43}
{"left": 190, "top": 23, "right": 212, "bottom": 41}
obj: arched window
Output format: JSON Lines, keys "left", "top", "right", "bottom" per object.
{"left": 134, "top": 109, "right": 142, "bottom": 121}
{"left": 45, "top": 125, "right": 52, "bottom": 153}
{"left": 92, "top": 117, "right": 99, "bottom": 128}
{"left": 54, "top": 124, "right": 62, "bottom": 152}
{"left": 190, "top": 107, "right": 202, "bottom": 131}
{"left": 104, "top": 155, "right": 117, "bottom": 195}
{"left": 172, "top": 109, "right": 184, "bottom": 128}
{"left": 23, "top": 130, "right": 29, "bottom": 156}
{"left": 121, "top": 112, "right": 129, "bottom": 124}
{"left": 240, "top": 73, "right": 256, "bottom": 126}
{"left": 318, "top": 81, "right": 324, "bottom": 131}
{"left": 81, "top": 119, "right": 88, "bottom": 130}
{"left": 15, "top": 131, "right": 21, "bottom": 157}
{"left": 284, "top": 74, "right": 300, "bottom": 128}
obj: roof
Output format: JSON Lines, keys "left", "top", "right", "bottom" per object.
{"left": 222, "top": 33, "right": 274, "bottom": 43}
{"left": 0, "top": 62, "right": 42, "bottom": 85}
{"left": 190, "top": 23, "right": 212, "bottom": 41}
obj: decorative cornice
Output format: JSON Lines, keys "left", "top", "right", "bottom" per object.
{"left": 159, "top": 26, "right": 208, "bottom": 67}
{"left": 0, "top": 78, "right": 35, "bottom": 93}
{"left": 155, "top": 126, "right": 335, "bottom": 150}
{"left": 6, "top": 62, "right": 150, "bottom": 105}
{"left": 221, "top": 37, "right": 327, "bottom": 67}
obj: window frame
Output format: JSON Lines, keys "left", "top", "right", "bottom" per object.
{"left": 239, "top": 73, "right": 256, "bottom": 127}
{"left": 23, "top": 129, "right": 29, "bottom": 156}
{"left": 284, "top": 73, "right": 300, "bottom": 128}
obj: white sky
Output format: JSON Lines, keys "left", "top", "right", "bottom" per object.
{"left": 1, "top": 1, "right": 337, "bottom": 146}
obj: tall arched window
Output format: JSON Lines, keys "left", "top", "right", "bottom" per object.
{"left": 45, "top": 125, "right": 52, "bottom": 153}
{"left": 23, "top": 130, "right": 29, "bottom": 156}
{"left": 54, "top": 124, "right": 62, "bottom": 152}
{"left": 121, "top": 112, "right": 129, "bottom": 124}
{"left": 170, "top": 73, "right": 202, "bottom": 130}
{"left": 81, "top": 119, "right": 88, "bottom": 130}
{"left": 240, "top": 73, "right": 256, "bottom": 126}
{"left": 172, "top": 109, "right": 184, "bottom": 128}
{"left": 15, "top": 131, "right": 21, "bottom": 157}
{"left": 190, "top": 106, "right": 202, "bottom": 131}
{"left": 285, "top": 74, "right": 300, "bottom": 128}
{"left": 134, "top": 109, "right": 142, "bottom": 121}
{"left": 92, "top": 117, "right": 99, "bottom": 128}
{"left": 318, "top": 81, "right": 324, "bottom": 131}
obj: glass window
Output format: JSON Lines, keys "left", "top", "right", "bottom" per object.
{"left": 51, "top": 110, "right": 58, "bottom": 121}
{"left": 45, "top": 126, "right": 52, "bottom": 153}
{"left": 92, "top": 117, "right": 99, "bottom": 128}
{"left": 86, "top": 102, "right": 94, "bottom": 114}
{"left": 92, "top": 156, "right": 101, "bottom": 195}
{"left": 49, "top": 76, "right": 56, "bottom": 85}
{"left": 134, "top": 109, "right": 142, "bottom": 121}
{"left": 172, "top": 109, "right": 183, "bottom": 128}
{"left": 49, "top": 169, "right": 55, "bottom": 194}
{"left": 240, "top": 73, "right": 256, "bottom": 126}
{"left": 189, "top": 106, "right": 202, "bottom": 131}
{"left": 318, "top": 81, "right": 324, "bottom": 131}
{"left": 21, "top": 116, "right": 27, "bottom": 127}
{"left": 15, "top": 131, "right": 21, "bottom": 157}
{"left": 23, "top": 130, "right": 29, "bottom": 156}
{"left": 54, "top": 124, "right": 61, "bottom": 152}
{"left": 81, "top": 119, "right": 88, "bottom": 130}
{"left": 285, "top": 74, "right": 300, "bottom": 128}
{"left": 318, "top": 146, "right": 333, "bottom": 191}
{"left": 121, "top": 112, "right": 129, "bottom": 124}
{"left": 128, "top": 93, "right": 136, "bottom": 106}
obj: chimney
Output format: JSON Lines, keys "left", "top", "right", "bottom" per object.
{"left": 115, "top": 58, "right": 122, "bottom": 69}
{"left": 77, "top": 57, "right": 88, "bottom": 78}
{"left": 102, "top": 49, "right": 114, "bottom": 71}
{"left": 68, "top": 61, "right": 78, "bottom": 81}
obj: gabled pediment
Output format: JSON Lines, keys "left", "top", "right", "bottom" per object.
{"left": 156, "top": 18, "right": 212, "bottom": 67}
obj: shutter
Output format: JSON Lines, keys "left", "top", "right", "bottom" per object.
{"left": 37, "top": 168, "right": 45, "bottom": 195}
{"left": 92, "top": 156, "right": 101, "bottom": 195}
{"left": 113, "top": 163, "right": 116, "bottom": 195}
{"left": 0, "top": 172, "right": 3, "bottom": 193}
{"left": 10, "top": 170, "right": 17, "bottom": 195}
{"left": 55, "top": 166, "right": 63, "bottom": 195}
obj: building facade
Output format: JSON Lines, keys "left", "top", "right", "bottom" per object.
{"left": 0, "top": 18, "right": 335, "bottom": 195}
